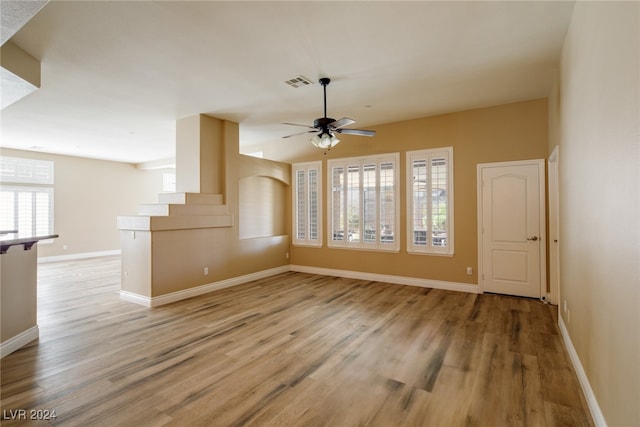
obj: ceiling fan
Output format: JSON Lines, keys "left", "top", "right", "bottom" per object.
{"left": 282, "top": 77, "right": 375, "bottom": 149}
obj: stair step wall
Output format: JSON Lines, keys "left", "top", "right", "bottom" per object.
{"left": 117, "top": 214, "right": 233, "bottom": 231}
{"left": 157, "top": 193, "right": 223, "bottom": 205}
{"left": 137, "top": 203, "right": 228, "bottom": 216}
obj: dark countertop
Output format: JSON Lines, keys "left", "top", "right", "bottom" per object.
{"left": 1, "top": 233, "right": 59, "bottom": 254}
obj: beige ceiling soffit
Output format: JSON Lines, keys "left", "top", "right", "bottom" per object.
{"left": 1, "top": 0, "right": 48, "bottom": 45}
{"left": 1, "top": 41, "right": 40, "bottom": 109}
{"left": 136, "top": 158, "right": 177, "bottom": 170}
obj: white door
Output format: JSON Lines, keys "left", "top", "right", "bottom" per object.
{"left": 478, "top": 160, "right": 546, "bottom": 298}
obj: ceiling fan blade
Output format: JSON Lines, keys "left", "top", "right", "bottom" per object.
{"left": 282, "top": 122, "right": 315, "bottom": 129}
{"left": 330, "top": 117, "right": 356, "bottom": 129}
{"left": 282, "top": 130, "right": 317, "bottom": 139}
{"left": 336, "top": 128, "right": 376, "bottom": 137}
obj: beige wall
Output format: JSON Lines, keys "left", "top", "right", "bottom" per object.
{"left": 0, "top": 148, "right": 166, "bottom": 258}
{"left": 557, "top": 2, "right": 639, "bottom": 426}
{"left": 120, "top": 117, "right": 292, "bottom": 298}
{"left": 176, "top": 114, "right": 224, "bottom": 194}
{"left": 1, "top": 41, "right": 40, "bottom": 88}
{"left": 1, "top": 245, "right": 38, "bottom": 344}
{"left": 239, "top": 176, "right": 287, "bottom": 239}
{"left": 290, "top": 98, "right": 548, "bottom": 285}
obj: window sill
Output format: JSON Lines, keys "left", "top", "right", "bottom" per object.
{"left": 407, "top": 249, "right": 454, "bottom": 257}
{"left": 327, "top": 244, "right": 400, "bottom": 253}
{"left": 292, "top": 242, "right": 323, "bottom": 248}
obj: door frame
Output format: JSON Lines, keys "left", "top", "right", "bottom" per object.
{"left": 477, "top": 159, "right": 547, "bottom": 298}
{"left": 548, "top": 147, "right": 560, "bottom": 305}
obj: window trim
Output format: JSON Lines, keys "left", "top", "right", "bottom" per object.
{"left": 406, "top": 147, "right": 454, "bottom": 256}
{"left": 327, "top": 152, "right": 400, "bottom": 252}
{"left": 292, "top": 161, "right": 322, "bottom": 247}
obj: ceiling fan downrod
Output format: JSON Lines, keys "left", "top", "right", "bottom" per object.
{"left": 319, "top": 77, "right": 330, "bottom": 119}
{"left": 314, "top": 78, "right": 335, "bottom": 133}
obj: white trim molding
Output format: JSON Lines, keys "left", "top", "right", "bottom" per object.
{"left": 119, "top": 290, "right": 153, "bottom": 307}
{"left": 1, "top": 325, "right": 39, "bottom": 359}
{"left": 136, "top": 157, "right": 176, "bottom": 170}
{"left": 39, "top": 249, "right": 121, "bottom": 264}
{"left": 290, "top": 265, "right": 479, "bottom": 294}
{"left": 120, "top": 264, "right": 480, "bottom": 308}
{"left": 547, "top": 146, "right": 561, "bottom": 305}
{"left": 120, "top": 265, "right": 291, "bottom": 307}
{"left": 476, "top": 159, "right": 547, "bottom": 298}
{"left": 558, "top": 315, "right": 607, "bottom": 427}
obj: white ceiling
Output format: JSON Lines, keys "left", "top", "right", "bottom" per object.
{"left": 1, "top": 1, "right": 575, "bottom": 164}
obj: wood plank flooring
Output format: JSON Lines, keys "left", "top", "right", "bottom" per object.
{"left": 1, "top": 256, "right": 593, "bottom": 426}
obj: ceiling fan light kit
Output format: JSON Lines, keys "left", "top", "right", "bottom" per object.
{"left": 310, "top": 132, "right": 340, "bottom": 149}
{"left": 282, "top": 77, "right": 375, "bottom": 150}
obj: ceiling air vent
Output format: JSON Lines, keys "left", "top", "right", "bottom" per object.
{"left": 284, "top": 75, "right": 313, "bottom": 88}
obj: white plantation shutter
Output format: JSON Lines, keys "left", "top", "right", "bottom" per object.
{"left": 162, "top": 173, "right": 176, "bottom": 192}
{"left": 292, "top": 161, "right": 322, "bottom": 246}
{"left": 379, "top": 162, "right": 396, "bottom": 246}
{"left": 362, "top": 164, "right": 376, "bottom": 243}
{"left": 308, "top": 169, "right": 319, "bottom": 241}
{"left": 0, "top": 186, "right": 53, "bottom": 237}
{"left": 331, "top": 165, "right": 344, "bottom": 242}
{"left": 1, "top": 157, "right": 54, "bottom": 184}
{"left": 0, "top": 157, "right": 54, "bottom": 238}
{"left": 328, "top": 153, "right": 399, "bottom": 252}
{"left": 406, "top": 147, "right": 454, "bottom": 255}
{"left": 0, "top": 191, "right": 15, "bottom": 231}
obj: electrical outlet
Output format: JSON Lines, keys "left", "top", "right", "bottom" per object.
{"left": 563, "top": 299, "right": 567, "bottom": 313}
{"left": 466, "top": 267, "right": 473, "bottom": 275}
{"left": 285, "top": 252, "right": 289, "bottom": 259}
{"left": 203, "top": 267, "right": 209, "bottom": 276}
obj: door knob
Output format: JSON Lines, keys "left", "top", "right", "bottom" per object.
{"left": 527, "top": 236, "right": 538, "bottom": 241}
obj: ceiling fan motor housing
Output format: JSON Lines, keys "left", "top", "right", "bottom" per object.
{"left": 314, "top": 117, "right": 336, "bottom": 132}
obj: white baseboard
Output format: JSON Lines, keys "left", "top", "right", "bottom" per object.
{"left": 119, "top": 290, "right": 153, "bottom": 307}
{"left": 1, "top": 326, "right": 39, "bottom": 359}
{"left": 289, "top": 265, "right": 480, "bottom": 294}
{"left": 558, "top": 315, "right": 607, "bottom": 427}
{"left": 120, "top": 265, "right": 478, "bottom": 307}
{"left": 39, "top": 249, "right": 121, "bottom": 264}
{"left": 120, "top": 265, "right": 291, "bottom": 307}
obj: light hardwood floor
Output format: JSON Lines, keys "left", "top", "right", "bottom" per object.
{"left": 1, "top": 256, "right": 592, "bottom": 426}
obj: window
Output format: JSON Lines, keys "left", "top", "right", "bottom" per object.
{"left": 292, "top": 161, "right": 322, "bottom": 246}
{"left": 0, "top": 156, "right": 54, "bottom": 238}
{"left": 407, "top": 147, "right": 453, "bottom": 255}
{"left": 328, "top": 153, "right": 399, "bottom": 251}
{"left": 162, "top": 172, "right": 176, "bottom": 192}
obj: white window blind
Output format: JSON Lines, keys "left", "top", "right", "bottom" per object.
{"left": 163, "top": 172, "right": 176, "bottom": 192}
{"left": 406, "top": 147, "right": 454, "bottom": 255}
{"left": 0, "top": 186, "right": 54, "bottom": 237}
{"left": 0, "top": 157, "right": 54, "bottom": 238}
{"left": 1, "top": 156, "right": 54, "bottom": 185}
{"left": 292, "top": 161, "right": 322, "bottom": 247}
{"left": 328, "top": 153, "right": 399, "bottom": 251}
